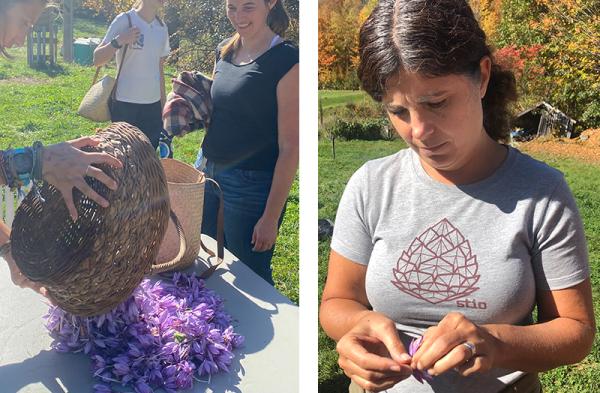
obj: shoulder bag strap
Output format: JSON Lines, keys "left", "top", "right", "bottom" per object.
{"left": 109, "top": 12, "right": 133, "bottom": 99}
{"left": 91, "top": 13, "right": 133, "bottom": 87}
{"left": 198, "top": 178, "right": 225, "bottom": 279}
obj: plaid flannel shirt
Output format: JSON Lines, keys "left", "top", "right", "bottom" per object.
{"left": 162, "top": 71, "right": 213, "bottom": 137}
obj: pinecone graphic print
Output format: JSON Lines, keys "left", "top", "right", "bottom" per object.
{"left": 391, "top": 218, "right": 480, "bottom": 304}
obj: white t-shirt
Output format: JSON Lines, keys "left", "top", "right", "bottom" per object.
{"left": 331, "top": 146, "right": 589, "bottom": 392}
{"left": 101, "top": 10, "right": 170, "bottom": 104}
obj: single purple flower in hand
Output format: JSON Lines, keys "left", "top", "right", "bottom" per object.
{"left": 408, "top": 336, "right": 433, "bottom": 383}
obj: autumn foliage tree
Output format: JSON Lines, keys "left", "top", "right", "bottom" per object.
{"left": 319, "top": 0, "right": 599, "bottom": 129}
{"left": 490, "top": 0, "right": 600, "bottom": 129}
{"left": 81, "top": 0, "right": 299, "bottom": 73}
{"left": 318, "top": 0, "right": 376, "bottom": 89}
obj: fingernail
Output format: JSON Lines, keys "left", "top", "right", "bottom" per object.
{"left": 427, "top": 369, "right": 436, "bottom": 376}
{"left": 399, "top": 353, "right": 411, "bottom": 362}
{"left": 102, "top": 201, "right": 109, "bottom": 208}
{"left": 390, "top": 365, "right": 402, "bottom": 372}
{"left": 417, "top": 362, "right": 423, "bottom": 370}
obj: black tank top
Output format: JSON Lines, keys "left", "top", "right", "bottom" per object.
{"left": 201, "top": 40, "right": 299, "bottom": 171}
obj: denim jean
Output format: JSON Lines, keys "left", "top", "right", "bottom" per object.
{"left": 196, "top": 150, "right": 284, "bottom": 285}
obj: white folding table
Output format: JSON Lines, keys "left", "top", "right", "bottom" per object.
{"left": 0, "top": 235, "right": 298, "bottom": 393}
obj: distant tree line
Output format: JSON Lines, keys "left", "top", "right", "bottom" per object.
{"left": 319, "top": 0, "right": 600, "bottom": 129}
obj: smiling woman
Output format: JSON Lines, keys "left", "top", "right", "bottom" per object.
{"left": 193, "top": 0, "right": 298, "bottom": 286}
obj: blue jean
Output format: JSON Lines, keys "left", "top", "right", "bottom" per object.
{"left": 196, "top": 152, "right": 284, "bottom": 285}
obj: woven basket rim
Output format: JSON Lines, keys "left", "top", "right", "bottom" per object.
{"left": 161, "top": 158, "right": 205, "bottom": 185}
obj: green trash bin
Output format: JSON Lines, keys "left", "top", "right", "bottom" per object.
{"left": 73, "top": 38, "right": 100, "bottom": 66}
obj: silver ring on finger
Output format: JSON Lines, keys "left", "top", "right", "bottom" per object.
{"left": 462, "top": 341, "right": 476, "bottom": 358}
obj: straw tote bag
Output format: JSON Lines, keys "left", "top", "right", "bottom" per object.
{"left": 77, "top": 13, "right": 132, "bottom": 122}
{"left": 153, "top": 159, "right": 224, "bottom": 277}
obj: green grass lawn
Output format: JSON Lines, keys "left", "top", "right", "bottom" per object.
{"left": 318, "top": 140, "right": 600, "bottom": 392}
{"left": 318, "top": 90, "right": 369, "bottom": 110}
{"left": 0, "top": 17, "right": 298, "bottom": 305}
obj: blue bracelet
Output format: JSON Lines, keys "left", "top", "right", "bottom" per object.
{"left": 11, "top": 147, "right": 32, "bottom": 186}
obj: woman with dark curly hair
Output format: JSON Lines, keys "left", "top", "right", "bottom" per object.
{"left": 319, "top": 0, "right": 595, "bottom": 392}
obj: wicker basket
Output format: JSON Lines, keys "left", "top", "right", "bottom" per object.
{"left": 153, "top": 159, "right": 204, "bottom": 273}
{"left": 10, "top": 122, "right": 170, "bottom": 316}
{"left": 152, "top": 159, "right": 225, "bottom": 276}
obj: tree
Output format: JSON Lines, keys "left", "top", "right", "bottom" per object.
{"left": 318, "top": 0, "right": 365, "bottom": 89}
{"left": 493, "top": 0, "right": 600, "bottom": 128}
{"left": 82, "top": 0, "right": 299, "bottom": 73}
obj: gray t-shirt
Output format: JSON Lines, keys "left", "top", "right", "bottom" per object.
{"left": 331, "top": 146, "right": 589, "bottom": 393}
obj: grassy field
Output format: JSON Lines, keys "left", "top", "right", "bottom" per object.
{"left": 0, "top": 18, "right": 298, "bottom": 304}
{"left": 319, "top": 89, "right": 369, "bottom": 110}
{"left": 318, "top": 93, "right": 600, "bottom": 392}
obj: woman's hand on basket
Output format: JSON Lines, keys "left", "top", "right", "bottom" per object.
{"left": 42, "top": 137, "right": 123, "bottom": 221}
{"left": 410, "top": 312, "right": 500, "bottom": 377}
{"left": 251, "top": 215, "right": 279, "bottom": 252}
{"left": 336, "top": 311, "right": 413, "bottom": 392}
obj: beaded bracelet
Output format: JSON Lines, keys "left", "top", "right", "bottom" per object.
{"left": 10, "top": 147, "right": 33, "bottom": 186}
{"left": 0, "top": 141, "right": 43, "bottom": 189}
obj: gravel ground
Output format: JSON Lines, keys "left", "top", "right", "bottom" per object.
{"left": 519, "top": 128, "right": 600, "bottom": 164}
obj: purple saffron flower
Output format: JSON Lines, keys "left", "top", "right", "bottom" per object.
{"left": 45, "top": 273, "right": 244, "bottom": 392}
{"left": 408, "top": 336, "right": 433, "bottom": 383}
{"left": 135, "top": 380, "right": 153, "bottom": 393}
{"left": 93, "top": 384, "right": 112, "bottom": 393}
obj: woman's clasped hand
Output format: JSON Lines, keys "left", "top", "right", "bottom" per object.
{"left": 337, "top": 311, "right": 505, "bottom": 392}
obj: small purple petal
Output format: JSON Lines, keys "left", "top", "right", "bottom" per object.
{"left": 93, "top": 384, "right": 112, "bottom": 393}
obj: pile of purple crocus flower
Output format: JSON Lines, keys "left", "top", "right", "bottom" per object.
{"left": 44, "top": 272, "right": 244, "bottom": 393}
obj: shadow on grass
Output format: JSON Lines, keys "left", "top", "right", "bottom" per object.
{"left": 30, "top": 63, "right": 68, "bottom": 77}
{"left": 319, "top": 374, "right": 350, "bottom": 393}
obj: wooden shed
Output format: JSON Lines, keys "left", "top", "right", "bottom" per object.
{"left": 26, "top": 8, "right": 59, "bottom": 67}
{"left": 512, "top": 101, "right": 576, "bottom": 139}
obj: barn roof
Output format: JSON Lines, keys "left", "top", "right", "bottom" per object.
{"left": 515, "top": 101, "right": 576, "bottom": 124}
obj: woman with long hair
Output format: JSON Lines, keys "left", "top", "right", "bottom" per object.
{"left": 198, "top": 0, "right": 299, "bottom": 285}
{"left": 93, "top": 0, "right": 170, "bottom": 149}
{"left": 319, "top": 0, "right": 595, "bottom": 392}
{"left": 0, "top": 0, "right": 122, "bottom": 294}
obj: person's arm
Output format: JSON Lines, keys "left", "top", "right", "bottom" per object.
{"left": 93, "top": 26, "right": 140, "bottom": 67}
{"left": 320, "top": 250, "right": 413, "bottom": 392}
{"left": 488, "top": 281, "right": 595, "bottom": 370}
{"left": 251, "top": 64, "right": 299, "bottom": 252}
{"left": 410, "top": 280, "right": 595, "bottom": 376}
{"left": 320, "top": 250, "right": 372, "bottom": 340}
{"left": 1, "top": 139, "right": 122, "bottom": 220}
{"left": 0, "top": 218, "right": 8, "bottom": 245}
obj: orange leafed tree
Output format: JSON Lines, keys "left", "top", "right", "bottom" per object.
{"left": 319, "top": 0, "right": 375, "bottom": 89}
